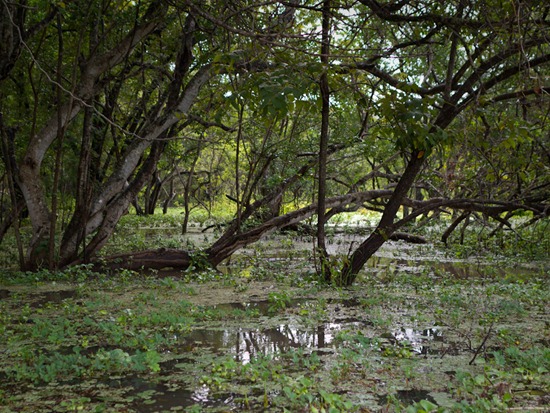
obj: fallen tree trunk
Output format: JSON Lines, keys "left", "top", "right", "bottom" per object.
{"left": 95, "top": 190, "right": 393, "bottom": 272}
{"left": 389, "top": 232, "right": 427, "bottom": 244}
{"left": 92, "top": 192, "right": 547, "bottom": 274}
{"left": 97, "top": 248, "right": 192, "bottom": 272}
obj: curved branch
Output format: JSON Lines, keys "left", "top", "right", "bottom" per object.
{"left": 394, "top": 197, "right": 547, "bottom": 231}
{"left": 358, "top": 0, "right": 549, "bottom": 29}
{"left": 451, "top": 39, "right": 550, "bottom": 107}
{"left": 94, "top": 190, "right": 393, "bottom": 271}
{"left": 17, "top": 4, "right": 168, "bottom": 253}
{"left": 486, "top": 86, "right": 550, "bottom": 104}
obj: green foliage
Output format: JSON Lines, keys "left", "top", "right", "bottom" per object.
{"left": 382, "top": 343, "right": 414, "bottom": 359}
{"left": 1, "top": 255, "right": 548, "bottom": 411}
{"left": 0, "top": 0, "right": 547, "bottom": 277}
{"left": 444, "top": 218, "right": 550, "bottom": 262}
{"left": 378, "top": 93, "right": 449, "bottom": 154}
{"left": 267, "top": 291, "right": 293, "bottom": 314}
{"left": 7, "top": 347, "right": 162, "bottom": 384}
{"left": 404, "top": 399, "right": 439, "bottom": 413}
{"left": 0, "top": 264, "right": 99, "bottom": 284}
{"left": 1, "top": 4, "right": 549, "bottom": 410}
{"left": 494, "top": 346, "right": 550, "bottom": 375}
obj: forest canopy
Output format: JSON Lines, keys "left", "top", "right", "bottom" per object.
{"left": 0, "top": 0, "right": 548, "bottom": 284}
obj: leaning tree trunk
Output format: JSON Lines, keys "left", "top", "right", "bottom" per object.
{"left": 163, "top": 179, "right": 176, "bottom": 215}
{"left": 16, "top": 5, "right": 167, "bottom": 270}
{"left": 97, "top": 190, "right": 393, "bottom": 272}
{"left": 144, "top": 171, "right": 163, "bottom": 215}
{"left": 339, "top": 149, "right": 426, "bottom": 286}
{"left": 441, "top": 211, "right": 471, "bottom": 245}
{"left": 59, "top": 65, "right": 212, "bottom": 266}
{"left": 58, "top": 17, "right": 207, "bottom": 266}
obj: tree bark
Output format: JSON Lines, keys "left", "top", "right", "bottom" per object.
{"left": 59, "top": 25, "right": 210, "bottom": 266}
{"left": 96, "top": 190, "right": 393, "bottom": 271}
{"left": 99, "top": 248, "right": 192, "bottom": 272}
{"left": 441, "top": 211, "right": 470, "bottom": 245}
{"left": 0, "top": 114, "right": 25, "bottom": 266}
{"left": 18, "top": 4, "right": 167, "bottom": 269}
{"left": 317, "top": 0, "right": 331, "bottom": 281}
{"left": 182, "top": 143, "right": 202, "bottom": 233}
{"left": 340, "top": 150, "right": 426, "bottom": 285}
{"left": 0, "top": 1, "right": 57, "bottom": 81}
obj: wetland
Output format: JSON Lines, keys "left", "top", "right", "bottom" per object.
{"left": 0, "top": 228, "right": 549, "bottom": 412}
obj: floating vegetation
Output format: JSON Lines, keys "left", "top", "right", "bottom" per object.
{"left": 0, "top": 242, "right": 548, "bottom": 412}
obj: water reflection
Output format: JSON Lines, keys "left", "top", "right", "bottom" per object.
{"left": 137, "top": 227, "right": 544, "bottom": 280}
{"left": 177, "top": 297, "right": 446, "bottom": 362}
{"left": 177, "top": 322, "right": 359, "bottom": 363}
{"left": 391, "top": 327, "right": 443, "bottom": 355}
{"left": 117, "top": 376, "right": 235, "bottom": 413}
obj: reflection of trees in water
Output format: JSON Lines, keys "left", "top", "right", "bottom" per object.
{"left": 233, "top": 325, "right": 330, "bottom": 362}
{"left": 437, "top": 262, "right": 481, "bottom": 278}
{"left": 184, "top": 322, "right": 452, "bottom": 362}
{"left": 182, "top": 324, "right": 337, "bottom": 362}
{"left": 436, "top": 262, "right": 522, "bottom": 279}
{"left": 392, "top": 327, "right": 443, "bottom": 355}
{"left": 184, "top": 321, "right": 453, "bottom": 360}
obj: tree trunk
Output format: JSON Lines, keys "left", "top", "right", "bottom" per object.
{"left": 59, "top": 61, "right": 212, "bottom": 266}
{"left": 441, "top": 211, "right": 470, "bottom": 245}
{"left": 317, "top": 0, "right": 331, "bottom": 281}
{"left": 339, "top": 150, "right": 426, "bottom": 285}
{"left": 0, "top": 1, "right": 25, "bottom": 81}
{"left": 163, "top": 179, "right": 176, "bottom": 215}
{"left": 0, "top": 115, "right": 25, "bottom": 266}
{"left": 144, "top": 171, "right": 162, "bottom": 215}
{"left": 182, "top": 143, "right": 202, "bottom": 233}
{"left": 97, "top": 190, "right": 393, "bottom": 271}
{"left": 99, "top": 248, "right": 192, "bottom": 272}
{"left": 18, "top": 5, "right": 167, "bottom": 269}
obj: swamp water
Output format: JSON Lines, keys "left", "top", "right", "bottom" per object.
{"left": 0, "top": 238, "right": 548, "bottom": 412}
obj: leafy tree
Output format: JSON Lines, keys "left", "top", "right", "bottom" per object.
{"left": 333, "top": 0, "right": 550, "bottom": 284}
{"left": 0, "top": 0, "right": 548, "bottom": 283}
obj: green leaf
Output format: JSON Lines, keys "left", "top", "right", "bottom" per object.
{"left": 418, "top": 399, "right": 438, "bottom": 411}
